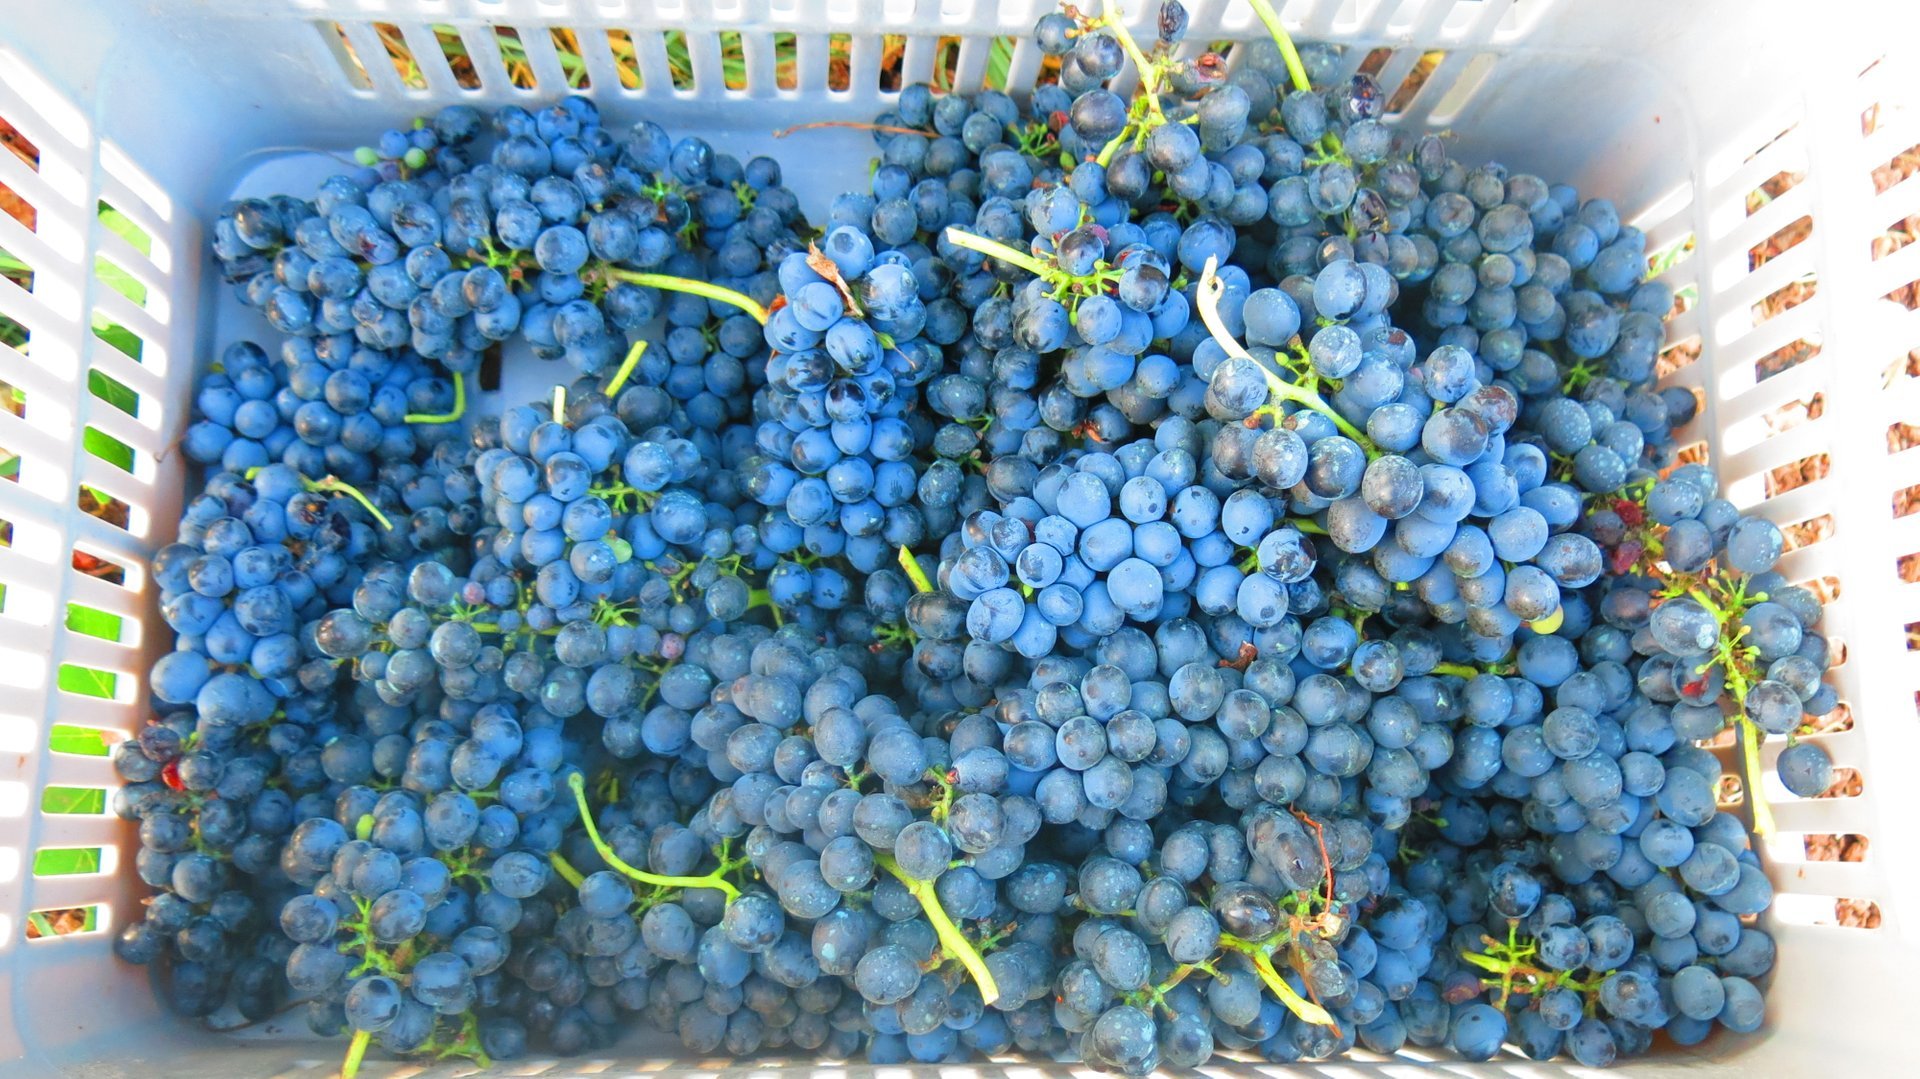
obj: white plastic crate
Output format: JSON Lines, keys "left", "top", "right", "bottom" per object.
{"left": 0, "top": 0, "right": 1916, "bottom": 1074}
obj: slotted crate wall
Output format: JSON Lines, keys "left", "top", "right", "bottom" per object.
{"left": 0, "top": 0, "right": 1915, "bottom": 1075}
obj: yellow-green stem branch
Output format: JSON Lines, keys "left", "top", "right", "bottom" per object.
{"left": 874, "top": 851, "right": 1000, "bottom": 1005}
{"left": 602, "top": 269, "right": 768, "bottom": 325}
{"left": 342, "top": 1029, "right": 372, "bottom": 1078}
{"left": 1739, "top": 717, "right": 1775, "bottom": 836}
{"left": 566, "top": 773, "right": 741, "bottom": 900}
{"left": 310, "top": 476, "right": 393, "bottom": 531}
{"left": 1102, "top": 0, "right": 1166, "bottom": 122}
{"left": 1197, "top": 257, "right": 1376, "bottom": 452}
{"left": 942, "top": 227, "right": 1055, "bottom": 279}
{"left": 1219, "top": 936, "right": 1336, "bottom": 1028}
{"left": 604, "top": 340, "right": 648, "bottom": 398}
{"left": 1244, "top": 0, "right": 1314, "bottom": 94}
{"left": 548, "top": 850, "right": 586, "bottom": 889}
{"left": 1243, "top": 0, "right": 1345, "bottom": 159}
{"left": 897, "top": 546, "right": 935, "bottom": 594}
{"left": 403, "top": 370, "right": 466, "bottom": 424}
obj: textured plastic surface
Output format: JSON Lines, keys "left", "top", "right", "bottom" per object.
{"left": 0, "top": 0, "right": 1916, "bottom": 1075}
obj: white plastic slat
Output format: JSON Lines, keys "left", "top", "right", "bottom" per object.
{"left": 1772, "top": 858, "right": 1885, "bottom": 900}
{"left": 1716, "top": 353, "right": 1826, "bottom": 428}
{"left": 949, "top": 34, "right": 992, "bottom": 98}
{"left": 1707, "top": 129, "right": 1809, "bottom": 220}
{"left": 519, "top": 25, "right": 573, "bottom": 94}
{"left": 1714, "top": 242, "right": 1818, "bottom": 317}
{"left": 628, "top": 27, "right": 678, "bottom": 100}
{"left": 1715, "top": 184, "right": 1815, "bottom": 285}
{"left": 1390, "top": 48, "right": 1480, "bottom": 128}
{"left": 87, "top": 294, "right": 165, "bottom": 365}
{"left": 37, "top": 753, "right": 120, "bottom": 793}
{"left": 31, "top": 696, "right": 127, "bottom": 736}
{"left": 0, "top": 215, "right": 64, "bottom": 286}
{"left": 739, "top": 26, "right": 779, "bottom": 98}
{"left": 846, "top": 33, "right": 884, "bottom": 98}
{"left": 92, "top": 232, "right": 166, "bottom": 306}
{"left": 394, "top": 22, "right": 461, "bottom": 96}
{"left": 683, "top": 26, "right": 727, "bottom": 96}
{"left": 1865, "top": 231, "right": 1920, "bottom": 298}
{"left": 899, "top": 33, "right": 939, "bottom": 90}
{"left": 0, "top": 412, "right": 68, "bottom": 470}
{"left": 1001, "top": 35, "right": 1044, "bottom": 98}
{"left": 80, "top": 404, "right": 160, "bottom": 464}
{"left": 793, "top": 32, "right": 832, "bottom": 95}
{"left": 0, "top": 153, "right": 61, "bottom": 217}
{"left": 1720, "top": 414, "right": 1828, "bottom": 480}
{"left": 336, "top": 20, "right": 406, "bottom": 99}
{"left": 81, "top": 354, "right": 167, "bottom": 414}
{"left": 69, "top": 508, "right": 156, "bottom": 566}
{"left": 1744, "top": 478, "right": 1837, "bottom": 530}
{"left": 22, "top": 876, "right": 115, "bottom": 915}
{"left": 1873, "top": 170, "right": 1920, "bottom": 237}
{"left": 458, "top": 23, "right": 519, "bottom": 97}
{"left": 65, "top": 574, "right": 138, "bottom": 618}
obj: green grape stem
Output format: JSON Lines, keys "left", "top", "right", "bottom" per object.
{"left": 1100, "top": 0, "right": 1167, "bottom": 123}
{"left": 1195, "top": 257, "right": 1377, "bottom": 453}
{"left": 566, "top": 772, "right": 742, "bottom": 901}
{"left": 342, "top": 1029, "right": 372, "bottom": 1079}
{"left": 873, "top": 851, "right": 1001, "bottom": 1005}
{"left": 1217, "top": 935, "right": 1337, "bottom": 1029}
{"left": 599, "top": 268, "right": 769, "bottom": 325}
{"left": 310, "top": 476, "right": 394, "bottom": 531}
{"left": 604, "top": 339, "right": 649, "bottom": 398}
{"left": 548, "top": 850, "right": 587, "bottom": 889}
{"left": 244, "top": 467, "right": 395, "bottom": 531}
{"left": 1676, "top": 574, "right": 1775, "bottom": 835}
{"left": 897, "top": 545, "right": 936, "bottom": 594}
{"left": 403, "top": 370, "right": 467, "bottom": 424}
{"left": 1738, "top": 716, "right": 1776, "bottom": 837}
{"left": 1460, "top": 921, "right": 1605, "bottom": 1007}
{"left": 1243, "top": 0, "right": 1346, "bottom": 161}
{"left": 942, "top": 227, "right": 1055, "bottom": 279}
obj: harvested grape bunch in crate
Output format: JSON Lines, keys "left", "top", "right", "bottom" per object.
{"left": 0, "top": 0, "right": 1915, "bottom": 1077}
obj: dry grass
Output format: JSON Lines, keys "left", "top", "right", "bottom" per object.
{"left": 24, "top": 907, "right": 93, "bottom": 939}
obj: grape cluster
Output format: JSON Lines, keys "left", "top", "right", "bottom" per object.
{"left": 111, "top": 1, "right": 1826, "bottom": 1073}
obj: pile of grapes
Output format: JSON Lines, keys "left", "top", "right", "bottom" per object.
{"left": 113, "top": 1, "right": 1833, "bottom": 1071}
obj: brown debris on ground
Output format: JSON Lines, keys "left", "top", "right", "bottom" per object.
{"left": 24, "top": 907, "right": 91, "bottom": 938}
{"left": 1865, "top": 104, "right": 1920, "bottom": 536}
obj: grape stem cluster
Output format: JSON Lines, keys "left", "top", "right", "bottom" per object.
{"left": 563, "top": 772, "right": 747, "bottom": 902}
{"left": 1195, "top": 256, "right": 1378, "bottom": 453}
{"left": 1617, "top": 485, "right": 1780, "bottom": 836}
{"left": 942, "top": 226, "right": 1128, "bottom": 316}
{"left": 1661, "top": 572, "right": 1774, "bottom": 836}
{"left": 333, "top": 863, "right": 493, "bottom": 1077}
{"left": 244, "top": 466, "right": 394, "bottom": 531}
{"left": 873, "top": 852, "right": 1003, "bottom": 1006}
{"left": 1459, "top": 920, "right": 1604, "bottom": 1010}
{"left": 1080, "top": 0, "right": 1192, "bottom": 168}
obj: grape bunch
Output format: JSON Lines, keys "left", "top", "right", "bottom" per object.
{"left": 107, "top": 0, "right": 1829, "bottom": 1073}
